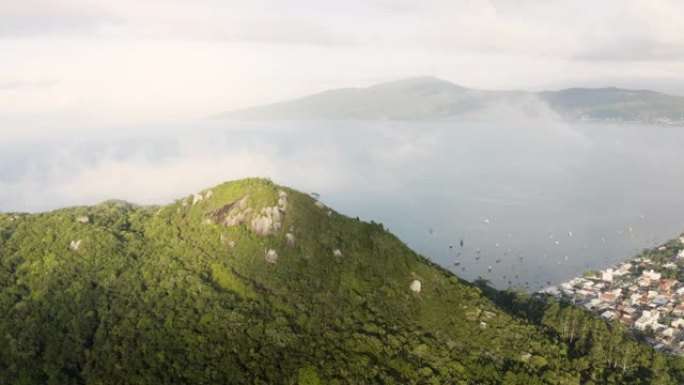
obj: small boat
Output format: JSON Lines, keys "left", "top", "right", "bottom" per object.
{"left": 454, "top": 260, "right": 461, "bottom": 266}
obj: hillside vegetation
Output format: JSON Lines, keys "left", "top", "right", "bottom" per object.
{"left": 1, "top": 178, "right": 683, "bottom": 384}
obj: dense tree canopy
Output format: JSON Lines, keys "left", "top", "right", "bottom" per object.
{"left": 0, "top": 178, "right": 682, "bottom": 384}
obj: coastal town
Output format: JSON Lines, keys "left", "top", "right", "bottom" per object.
{"left": 542, "top": 235, "right": 684, "bottom": 355}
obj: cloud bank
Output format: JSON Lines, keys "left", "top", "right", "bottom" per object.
{"left": 2, "top": 0, "right": 684, "bottom": 129}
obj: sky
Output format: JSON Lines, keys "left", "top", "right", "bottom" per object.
{"left": 2, "top": 0, "right": 684, "bottom": 128}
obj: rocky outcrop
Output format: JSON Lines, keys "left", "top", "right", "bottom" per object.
{"left": 250, "top": 206, "right": 283, "bottom": 236}
{"left": 209, "top": 190, "right": 289, "bottom": 237}
{"left": 210, "top": 196, "right": 253, "bottom": 227}
{"left": 192, "top": 194, "right": 204, "bottom": 205}
{"left": 249, "top": 190, "right": 288, "bottom": 236}
{"left": 285, "top": 233, "right": 296, "bottom": 248}
{"left": 69, "top": 240, "right": 82, "bottom": 252}
{"left": 265, "top": 249, "right": 278, "bottom": 263}
{"left": 410, "top": 280, "right": 421, "bottom": 293}
{"left": 192, "top": 190, "right": 213, "bottom": 205}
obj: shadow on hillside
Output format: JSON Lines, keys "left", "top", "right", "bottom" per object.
{"left": 472, "top": 278, "right": 549, "bottom": 326}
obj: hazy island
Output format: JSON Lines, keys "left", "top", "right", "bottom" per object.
{"left": 218, "top": 77, "right": 684, "bottom": 126}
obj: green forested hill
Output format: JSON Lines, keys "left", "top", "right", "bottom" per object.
{"left": 0, "top": 178, "right": 682, "bottom": 384}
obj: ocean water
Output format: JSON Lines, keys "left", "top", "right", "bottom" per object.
{"left": 3, "top": 119, "right": 684, "bottom": 290}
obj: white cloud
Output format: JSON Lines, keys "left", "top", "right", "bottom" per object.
{"left": 2, "top": 0, "right": 684, "bottom": 126}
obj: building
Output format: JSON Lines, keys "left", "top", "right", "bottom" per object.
{"left": 600, "top": 292, "right": 617, "bottom": 303}
{"left": 642, "top": 269, "right": 662, "bottom": 281}
{"left": 601, "top": 310, "right": 617, "bottom": 321}
{"left": 602, "top": 268, "right": 614, "bottom": 282}
{"left": 616, "top": 263, "right": 633, "bottom": 276}
{"left": 635, "top": 310, "right": 660, "bottom": 331}
{"left": 672, "top": 318, "right": 684, "bottom": 329}
{"left": 659, "top": 279, "right": 677, "bottom": 292}
{"left": 672, "top": 304, "right": 684, "bottom": 317}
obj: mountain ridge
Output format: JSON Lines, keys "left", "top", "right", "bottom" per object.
{"left": 1, "top": 178, "right": 683, "bottom": 384}
{"left": 218, "top": 77, "right": 684, "bottom": 125}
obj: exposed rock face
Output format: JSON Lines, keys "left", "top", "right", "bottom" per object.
{"left": 210, "top": 196, "right": 253, "bottom": 227}
{"left": 333, "top": 249, "right": 343, "bottom": 257}
{"left": 285, "top": 233, "right": 295, "bottom": 248}
{"left": 265, "top": 249, "right": 278, "bottom": 263}
{"left": 410, "top": 280, "right": 421, "bottom": 293}
{"left": 277, "top": 190, "right": 288, "bottom": 210}
{"left": 249, "top": 191, "right": 288, "bottom": 236}
{"left": 251, "top": 206, "right": 283, "bottom": 236}
{"left": 76, "top": 215, "right": 90, "bottom": 224}
{"left": 210, "top": 191, "right": 288, "bottom": 237}
{"left": 69, "top": 240, "right": 82, "bottom": 252}
{"left": 192, "top": 193, "right": 204, "bottom": 205}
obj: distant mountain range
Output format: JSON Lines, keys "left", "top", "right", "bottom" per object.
{"left": 219, "top": 77, "right": 684, "bottom": 125}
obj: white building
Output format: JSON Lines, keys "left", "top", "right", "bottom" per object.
{"left": 584, "top": 298, "right": 604, "bottom": 310}
{"left": 601, "top": 310, "right": 616, "bottom": 321}
{"left": 602, "top": 268, "right": 614, "bottom": 282}
{"left": 672, "top": 318, "right": 684, "bottom": 329}
{"left": 616, "top": 263, "right": 632, "bottom": 276}
{"left": 642, "top": 269, "right": 661, "bottom": 281}
{"left": 635, "top": 310, "right": 660, "bottom": 331}
{"left": 661, "top": 327, "right": 675, "bottom": 338}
